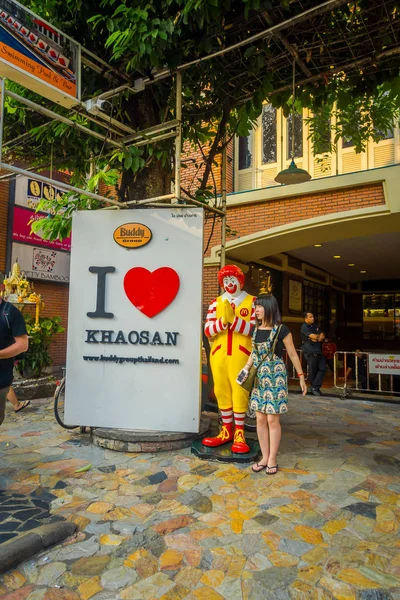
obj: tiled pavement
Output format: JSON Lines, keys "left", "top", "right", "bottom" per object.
{"left": 0, "top": 489, "right": 66, "bottom": 543}
{"left": 0, "top": 395, "right": 399, "bottom": 600}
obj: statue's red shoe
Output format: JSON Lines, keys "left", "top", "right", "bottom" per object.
{"left": 231, "top": 428, "right": 250, "bottom": 453}
{"left": 202, "top": 424, "right": 233, "bottom": 447}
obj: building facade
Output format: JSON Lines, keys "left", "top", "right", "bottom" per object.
{"left": 199, "top": 106, "right": 400, "bottom": 351}
{"left": 0, "top": 174, "right": 69, "bottom": 368}
{"left": 1, "top": 106, "right": 399, "bottom": 369}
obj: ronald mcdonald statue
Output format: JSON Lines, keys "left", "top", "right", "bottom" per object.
{"left": 202, "top": 265, "right": 255, "bottom": 453}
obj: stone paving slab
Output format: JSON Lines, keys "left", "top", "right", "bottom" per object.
{"left": 0, "top": 490, "right": 64, "bottom": 544}
{"left": 0, "top": 395, "right": 399, "bottom": 599}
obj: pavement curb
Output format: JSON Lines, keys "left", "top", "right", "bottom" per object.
{"left": 0, "top": 521, "right": 76, "bottom": 574}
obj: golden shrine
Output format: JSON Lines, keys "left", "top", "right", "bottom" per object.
{"left": 0, "top": 259, "right": 43, "bottom": 329}
{"left": 259, "top": 274, "right": 273, "bottom": 295}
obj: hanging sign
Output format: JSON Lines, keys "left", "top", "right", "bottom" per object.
{"left": 0, "top": 0, "right": 80, "bottom": 106}
{"left": 65, "top": 208, "right": 204, "bottom": 432}
{"left": 11, "top": 242, "right": 70, "bottom": 283}
{"left": 9, "top": 175, "right": 71, "bottom": 283}
{"left": 368, "top": 354, "right": 400, "bottom": 376}
{"left": 12, "top": 205, "right": 71, "bottom": 251}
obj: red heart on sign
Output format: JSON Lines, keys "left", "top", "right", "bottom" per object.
{"left": 123, "top": 267, "right": 180, "bottom": 318}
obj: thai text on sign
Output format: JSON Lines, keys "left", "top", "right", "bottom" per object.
{"left": 368, "top": 354, "right": 400, "bottom": 376}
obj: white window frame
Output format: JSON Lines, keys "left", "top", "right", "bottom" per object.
{"left": 283, "top": 108, "right": 307, "bottom": 170}
{"left": 367, "top": 124, "right": 397, "bottom": 169}
{"left": 235, "top": 130, "right": 256, "bottom": 191}
{"left": 255, "top": 103, "right": 281, "bottom": 189}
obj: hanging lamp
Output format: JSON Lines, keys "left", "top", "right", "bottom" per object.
{"left": 275, "top": 60, "right": 311, "bottom": 185}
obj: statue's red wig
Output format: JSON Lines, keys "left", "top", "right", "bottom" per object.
{"left": 218, "top": 265, "right": 245, "bottom": 288}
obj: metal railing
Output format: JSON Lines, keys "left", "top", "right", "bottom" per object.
{"left": 334, "top": 351, "right": 400, "bottom": 399}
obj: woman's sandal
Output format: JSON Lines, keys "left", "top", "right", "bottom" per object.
{"left": 266, "top": 464, "right": 278, "bottom": 475}
{"left": 252, "top": 462, "right": 268, "bottom": 473}
{"left": 15, "top": 400, "right": 30, "bottom": 413}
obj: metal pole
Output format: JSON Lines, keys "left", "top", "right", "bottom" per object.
{"left": 102, "top": 202, "right": 199, "bottom": 211}
{"left": 134, "top": 131, "right": 177, "bottom": 148}
{"left": 220, "top": 140, "right": 227, "bottom": 269}
{"left": 181, "top": 196, "right": 225, "bottom": 216}
{"left": 5, "top": 91, "right": 124, "bottom": 149}
{"left": 0, "top": 79, "right": 4, "bottom": 166}
{"left": 175, "top": 72, "right": 182, "bottom": 202}
{"left": 0, "top": 162, "right": 124, "bottom": 207}
{"left": 125, "top": 193, "right": 176, "bottom": 206}
{"left": 127, "top": 192, "right": 225, "bottom": 216}
{"left": 121, "top": 120, "right": 179, "bottom": 144}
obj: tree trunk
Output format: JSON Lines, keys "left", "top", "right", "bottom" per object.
{"left": 119, "top": 88, "right": 172, "bottom": 203}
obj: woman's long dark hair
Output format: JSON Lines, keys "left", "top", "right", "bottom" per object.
{"left": 255, "top": 294, "right": 281, "bottom": 327}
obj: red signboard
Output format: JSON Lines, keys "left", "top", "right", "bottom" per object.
{"left": 12, "top": 205, "right": 71, "bottom": 251}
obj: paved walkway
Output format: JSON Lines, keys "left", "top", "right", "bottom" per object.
{"left": 0, "top": 394, "right": 399, "bottom": 600}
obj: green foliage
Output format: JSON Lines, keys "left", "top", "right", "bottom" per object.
{"left": 306, "top": 81, "right": 400, "bottom": 155}
{"left": 30, "top": 168, "right": 120, "bottom": 241}
{"left": 17, "top": 315, "right": 65, "bottom": 378}
{"left": 3, "top": 0, "right": 400, "bottom": 243}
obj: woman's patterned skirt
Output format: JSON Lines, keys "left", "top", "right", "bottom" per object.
{"left": 249, "top": 357, "right": 288, "bottom": 414}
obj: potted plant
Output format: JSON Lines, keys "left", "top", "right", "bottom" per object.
{"left": 16, "top": 314, "right": 65, "bottom": 378}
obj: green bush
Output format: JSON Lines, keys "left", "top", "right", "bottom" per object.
{"left": 17, "top": 314, "right": 65, "bottom": 378}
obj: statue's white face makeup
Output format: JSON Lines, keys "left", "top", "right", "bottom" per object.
{"left": 223, "top": 276, "right": 241, "bottom": 297}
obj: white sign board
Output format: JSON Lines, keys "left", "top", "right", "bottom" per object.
{"left": 368, "top": 354, "right": 400, "bottom": 376}
{"left": 11, "top": 242, "right": 70, "bottom": 283}
{"left": 65, "top": 208, "right": 204, "bottom": 432}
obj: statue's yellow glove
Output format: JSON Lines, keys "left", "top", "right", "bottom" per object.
{"left": 221, "top": 299, "right": 235, "bottom": 325}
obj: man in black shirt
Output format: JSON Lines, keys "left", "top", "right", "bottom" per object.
{"left": 0, "top": 282, "right": 29, "bottom": 426}
{"left": 301, "top": 312, "right": 326, "bottom": 396}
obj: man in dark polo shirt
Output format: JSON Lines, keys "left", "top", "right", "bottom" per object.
{"left": 301, "top": 312, "right": 326, "bottom": 396}
{"left": 0, "top": 281, "right": 29, "bottom": 426}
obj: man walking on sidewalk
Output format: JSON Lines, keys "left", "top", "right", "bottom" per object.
{"left": 0, "top": 281, "right": 29, "bottom": 426}
{"left": 301, "top": 312, "right": 326, "bottom": 396}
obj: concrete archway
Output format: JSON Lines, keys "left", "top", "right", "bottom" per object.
{"left": 220, "top": 209, "right": 400, "bottom": 274}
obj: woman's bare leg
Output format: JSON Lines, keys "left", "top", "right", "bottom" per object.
{"left": 7, "top": 387, "right": 19, "bottom": 410}
{"left": 7, "top": 387, "right": 29, "bottom": 412}
{"left": 266, "top": 414, "right": 281, "bottom": 472}
{"left": 255, "top": 411, "right": 269, "bottom": 465}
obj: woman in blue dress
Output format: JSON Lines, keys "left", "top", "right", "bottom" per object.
{"left": 240, "top": 295, "right": 307, "bottom": 475}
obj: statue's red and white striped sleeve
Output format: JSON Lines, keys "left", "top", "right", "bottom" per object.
{"left": 229, "top": 297, "right": 256, "bottom": 336}
{"left": 204, "top": 298, "right": 227, "bottom": 338}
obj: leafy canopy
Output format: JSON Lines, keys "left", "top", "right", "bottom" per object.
{"left": 4, "top": 0, "right": 400, "bottom": 241}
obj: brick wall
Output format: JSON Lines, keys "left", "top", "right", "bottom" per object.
{"left": 203, "top": 183, "right": 385, "bottom": 258}
{"left": 34, "top": 281, "right": 69, "bottom": 368}
{"left": 201, "top": 183, "right": 386, "bottom": 336}
{"left": 182, "top": 140, "right": 234, "bottom": 198}
{"left": 202, "top": 265, "right": 220, "bottom": 317}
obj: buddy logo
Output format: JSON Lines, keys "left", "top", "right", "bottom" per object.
{"left": 113, "top": 223, "right": 152, "bottom": 249}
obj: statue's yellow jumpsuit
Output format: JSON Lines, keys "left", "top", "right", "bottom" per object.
{"left": 209, "top": 293, "right": 254, "bottom": 411}
{"left": 203, "top": 290, "right": 255, "bottom": 451}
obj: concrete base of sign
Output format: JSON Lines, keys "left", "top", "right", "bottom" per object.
{"left": 191, "top": 438, "right": 260, "bottom": 463}
{"left": 92, "top": 416, "right": 211, "bottom": 453}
